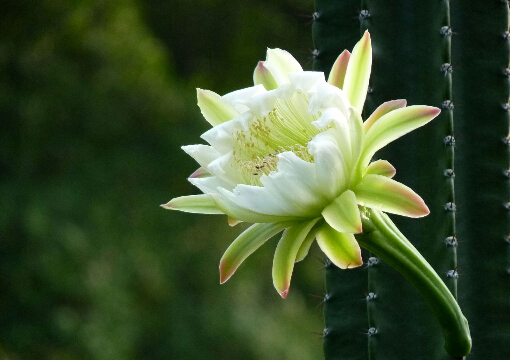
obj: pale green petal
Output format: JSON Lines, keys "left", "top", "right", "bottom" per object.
{"left": 219, "top": 222, "right": 292, "bottom": 284}
{"left": 342, "top": 30, "right": 372, "bottom": 113}
{"left": 272, "top": 219, "right": 320, "bottom": 298}
{"left": 364, "top": 99, "right": 407, "bottom": 132}
{"left": 321, "top": 190, "right": 362, "bottom": 234}
{"left": 161, "top": 194, "right": 224, "bottom": 215}
{"left": 253, "top": 61, "right": 278, "bottom": 90}
{"left": 353, "top": 174, "right": 429, "bottom": 218}
{"left": 197, "top": 88, "right": 240, "bottom": 126}
{"left": 295, "top": 226, "right": 319, "bottom": 262}
{"left": 366, "top": 160, "right": 396, "bottom": 178}
{"left": 348, "top": 108, "right": 364, "bottom": 169}
{"left": 264, "top": 48, "right": 303, "bottom": 85}
{"left": 316, "top": 223, "right": 363, "bottom": 269}
{"left": 328, "top": 50, "right": 350, "bottom": 89}
{"left": 360, "top": 105, "right": 441, "bottom": 168}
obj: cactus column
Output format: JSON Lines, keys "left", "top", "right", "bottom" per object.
{"left": 313, "top": 1, "right": 369, "bottom": 360}
{"left": 314, "top": 0, "right": 461, "bottom": 359}
{"left": 451, "top": 1, "right": 510, "bottom": 358}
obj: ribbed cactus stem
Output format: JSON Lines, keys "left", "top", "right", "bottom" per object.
{"left": 360, "top": 1, "right": 460, "bottom": 358}
{"left": 451, "top": 1, "right": 510, "bottom": 357}
{"left": 313, "top": 2, "right": 369, "bottom": 359}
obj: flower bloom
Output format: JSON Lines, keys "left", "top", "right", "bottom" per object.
{"left": 163, "top": 31, "right": 440, "bottom": 298}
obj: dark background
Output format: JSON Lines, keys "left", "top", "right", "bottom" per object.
{"left": 1, "top": 0, "right": 329, "bottom": 359}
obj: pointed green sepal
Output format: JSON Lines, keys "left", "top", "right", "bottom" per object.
{"left": 161, "top": 194, "right": 224, "bottom": 215}
{"left": 315, "top": 223, "right": 363, "bottom": 269}
{"left": 353, "top": 174, "right": 429, "bottom": 218}
{"left": 366, "top": 159, "right": 396, "bottom": 178}
{"left": 219, "top": 222, "right": 292, "bottom": 284}
{"left": 322, "top": 190, "right": 362, "bottom": 233}
{"left": 295, "top": 225, "right": 319, "bottom": 263}
{"left": 342, "top": 30, "right": 372, "bottom": 114}
{"left": 253, "top": 61, "right": 278, "bottom": 90}
{"left": 360, "top": 105, "right": 441, "bottom": 167}
{"left": 364, "top": 99, "right": 407, "bottom": 132}
{"left": 328, "top": 50, "right": 350, "bottom": 89}
{"left": 272, "top": 218, "right": 320, "bottom": 298}
{"left": 197, "top": 88, "right": 240, "bottom": 126}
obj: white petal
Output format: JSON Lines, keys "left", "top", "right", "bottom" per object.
{"left": 216, "top": 152, "right": 328, "bottom": 218}
{"left": 311, "top": 108, "right": 352, "bottom": 167}
{"left": 287, "top": 71, "right": 325, "bottom": 93}
{"left": 243, "top": 88, "right": 279, "bottom": 118}
{"left": 201, "top": 111, "right": 253, "bottom": 152}
{"left": 181, "top": 144, "right": 221, "bottom": 169}
{"left": 222, "top": 84, "right": 267, "bottom": 113}
{"left": 211, "top": 193, "right": 299, "bottom": 223}
{"left": 308, "top": 81, "right": 350, "bottom": 116}
{"left": 206, "top": 151, "right": 240, "bottom": 186}
{"left": 264, "top": 48, "right": 303, "bottom": 85}
{"left": 188, "top": 176, "right": 234, "bottom": 194}
{"left": 307, "top": 128, "right": 349, "bottom": 199}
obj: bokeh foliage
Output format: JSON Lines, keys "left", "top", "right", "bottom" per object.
{"left": 0, "top": 0, "right": 327, "bottom": 359}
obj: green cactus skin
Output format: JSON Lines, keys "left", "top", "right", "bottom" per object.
{"left": 312, "top": 2, "right": 369, "bottom": 359}
{"left": 360, "top": 1, "right": 457, "bottom": 358}
{"left": 451, "top": 1, "right": 510, "bottom": 358}
{"left": 314, "top": 0, "right": 463, "bottom": 358}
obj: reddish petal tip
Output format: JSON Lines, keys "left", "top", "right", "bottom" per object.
{"left": 219, "top": 262, "right": 232, "bottom": 284}
{"left": 280, "top": 288, "right": 289, "bottom": 299}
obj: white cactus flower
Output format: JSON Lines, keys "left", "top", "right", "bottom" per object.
{"left": 163, "top": 31, "right": 440, "bottom": 298}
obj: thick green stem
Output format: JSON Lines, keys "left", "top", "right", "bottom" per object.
{"left": 356, "top": 208, "right": 471, "bottom": 358}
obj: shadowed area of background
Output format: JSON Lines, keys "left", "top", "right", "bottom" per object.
{"left": 0, "top": 0, "right": 333, "bottom": 359}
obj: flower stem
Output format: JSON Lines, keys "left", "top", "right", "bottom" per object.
{"left": 356, "top": 207, "right": 471, "bottom": 358}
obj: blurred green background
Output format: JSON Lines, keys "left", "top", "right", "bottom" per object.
{"left": 1, "top": 0, "right": 328, "bottom": 359}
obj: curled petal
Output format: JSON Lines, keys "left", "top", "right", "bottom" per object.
{"left": 161, "top": 195, "right": 224, "bottom": 215}
{"left": 366, "top": 160, "right": 396, "bottom": 178}
{"left": 353, "top": 174, "right": 429, "bottom": 218}
{"left": 316, "top": 223, "right": 363, "bottom": 269}
{"left": 343, "top": 30, "right": 372, "bottom": 114}
{"left": 263, "top": 48, "right": 303, "bottom": 86}
{"left": 273, "top": 218, "right": 320, "bottom": 298}
{"left": 220, "top": 222, "right": 292, "bottom": 284}
{"left": 322, "top": 190, "right": 362, "bottom": 234}
{"left": 360, "top": 106, "right": 441, "bottom": 168}
{"left": 328, "top": 50, "right": 351, "bottom": 89}
{"left": 253, "top": 61, "right": 278, "bottom": 90}
{"left": 197, "top": 89, "right": 240, "bottom": 126}
{"left": 364, "top": 99, "right": 407, "bottom": 133}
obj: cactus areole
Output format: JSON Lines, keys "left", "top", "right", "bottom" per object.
{"left": 163, "top": 32, "right": 472, "bottom": 357}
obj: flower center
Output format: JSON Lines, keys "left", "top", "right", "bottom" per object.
{"left": 231, "top": 91, "right": 321, "bottom": 185}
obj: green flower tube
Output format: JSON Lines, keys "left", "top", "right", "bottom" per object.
{"left": 357, "top": 207, "right": 471, "bottom": 357}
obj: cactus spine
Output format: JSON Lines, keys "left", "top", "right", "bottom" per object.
{"left": 313, "top": 0, "right": 509, "bottom": 358}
